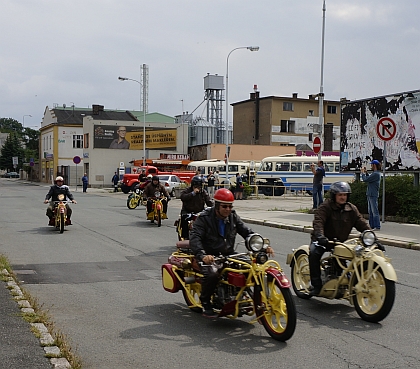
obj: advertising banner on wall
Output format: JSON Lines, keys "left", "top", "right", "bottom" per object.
{"left": 340, "top": 90, "right": 420, "bottom": 171}
{"left": 93, "top": 125, "right": 177, "bottom": 150}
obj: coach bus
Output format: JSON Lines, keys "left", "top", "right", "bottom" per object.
{"left": 256, "top": 154, "right": 354, "bottom": 196}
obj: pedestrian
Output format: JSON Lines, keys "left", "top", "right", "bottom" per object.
{"left": 311, "top": 160, "right": 325, "bottom": 209}
{"left": 82, "top": 173, "right": 88, "bottom": 193}
{"left": 235, "top": 172, "right": 244, "bottom": 200}
{"left": 361, "top": 159, "right": 382, "bottom": 230}
{"left": 206, "top": 171, "right": 216, "bottom": 198}
{"left": 112, "top": 172, "right": 119, "bottom": 192}
{"left": 214, "top": 170, "right": 220, "bottom": 189}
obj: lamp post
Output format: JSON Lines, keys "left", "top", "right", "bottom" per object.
{"left": 118, "top": 76, "right": 147, "bottom": 166}
{"left": 225, "top": 46, "right": 259, "bottom": 184}
{"left": 23, "top": 114, "right": 32, "bottom": 128}
{"left": 317, "top": 0, "right": 326, "bottom": 162}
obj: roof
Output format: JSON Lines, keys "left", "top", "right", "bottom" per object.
{"left": 49, "top": 107, "right": 138, "bottom": 125}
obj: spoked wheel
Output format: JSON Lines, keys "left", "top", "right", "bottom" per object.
{"left": 290, "top": 250, "right": 312, "bottom": 299}
{"left": 127, "top": 195, "right": 139, "bottom": 209}
{"left": 59, "top": 213, "right": 65, "bottom": 233}
{"left": 181, "top": 271, "right": 202, "bottom": 313}
{"left": 157, "top": 209, "right": 162, "bottom": 227}
{"left": 256, "top": 274, "right": 296, "bottom": 341}
{"left": 352, "top": 261, "right": 396, "bottom": 322}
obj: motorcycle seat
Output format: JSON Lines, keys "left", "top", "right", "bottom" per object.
{"left": 176, "top": 240, "right": 190, "bottom": 249}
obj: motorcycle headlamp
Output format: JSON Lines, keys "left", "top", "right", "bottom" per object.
{"left": 58, "top": 194, "right": 65, "bottom": 201}
{"left": 246, "top": 234, "right": 269, "bottom": 253}
{"left": 154, "top": 191, "right": 161, "bottom": 197}
{"left": 360, "top": 230, "right": 376, "bottom": 247}
{"left": 255, "top": 252, "right": 268, "bottom": 264}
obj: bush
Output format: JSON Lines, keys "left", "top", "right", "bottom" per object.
{"left": 350, "top": 175, "right": 420, "bottom": 224}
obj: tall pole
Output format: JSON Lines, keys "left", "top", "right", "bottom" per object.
{"left": 318, "top": 0, "right": 326, "bottom": 162}
{"left": 23, "top": 114, "right": 32, "bottom": 128}
{"left": 225, "top": 46, "right": 259, "bottom": 185}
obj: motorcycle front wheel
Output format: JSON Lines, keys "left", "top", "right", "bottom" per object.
{"left": 59, "top": 213, "right": 65, "bottom": 233}
{"left": 352, "top": 261, "right": 396, "bottom": 323}
{"left": 157, "top": 209, "right": 161, "bottom": 227}
{"left": 290, "top": 250, "right": 312, "bottom": 299}
{"left": 256, "top": 275, "right": 297, "bottom": 341}
{"left": 127, "top": 195, "right": 139, "bottom": 209}
{"left": 181, "top": 271, "right": 202, "bottom": 313}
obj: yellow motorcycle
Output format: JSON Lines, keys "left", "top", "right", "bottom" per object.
{"left": 287, "top": 230, "right": 396, "bottom": 323}
{"left": 127, "top": 187, "right": 145, "bottom": 209}
{"left": 162, "top": 234, "right": 297, "bottom": 341}
{"left": 174, "top": 212, "right": 198, "bottom": 240}
{"left": 146, "top": 191, "right": 167, "bottom": 227}
{"left": 52, "top": 194, "right": 69, "bottom": 234}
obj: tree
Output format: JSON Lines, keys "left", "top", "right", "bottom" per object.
{"left": 0, "top": 118, "right": 22, "bottom": 134}
{"left": 0, "top": 132, "right": 24, "bottom": 171}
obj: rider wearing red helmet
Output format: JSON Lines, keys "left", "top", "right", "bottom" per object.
{"left": 189, "top": 188, "right": 273, "bottom": 317}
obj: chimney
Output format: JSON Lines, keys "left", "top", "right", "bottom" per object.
{"left": 92, "top": 104, "right": 104, "bottom": 115}
{"left": 292, "top": 93, "right": 298, "bottom": 99}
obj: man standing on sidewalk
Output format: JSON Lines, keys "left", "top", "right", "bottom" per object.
{"left": 361, "top": 159, "right": 382, "bottom": 230}
{"left": 311, "top": 160, "right": 325, "bottom": 209}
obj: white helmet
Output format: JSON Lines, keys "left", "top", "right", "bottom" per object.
{"left": 55, "top": 176, "right": 64, "bottom": 182}
{"left": 147, "top": 174, "right": 153, "bottom": 179}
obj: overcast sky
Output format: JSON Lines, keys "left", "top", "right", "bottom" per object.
{"left": 1, "top": 0, "right": 419, "bottom": 129}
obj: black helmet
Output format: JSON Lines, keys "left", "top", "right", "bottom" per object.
{"left": 191, "top": 175, "right": 203, "bottom": 188}
{"left": 330, "top": 181, "right": 351, "bottom": 202}
{"left": 152, "top": 175, "right": 159, "bottom": 182}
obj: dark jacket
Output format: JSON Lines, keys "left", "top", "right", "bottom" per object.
{"left": 189, "top": 207, "right": 253, "bottom": 261}
{"left": 143, "top": 182, "right": 169, "bottom": 198}
{"left": 45, "top": 184, "right": 74, "bottom": 202}
{"left": 311, "top": 198, "right": 369, "bottom": 243}
{"left": 361, "top": 170, "right": 381, "bottom": 197}
{"left": 112, "top": 174, "right": 119, "bottom": 185}
{"left": 180, "top": 187, "right": 213, "bottom": 213}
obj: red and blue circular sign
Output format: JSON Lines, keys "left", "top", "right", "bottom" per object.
{"left": 73, "top": 156, "right": 81, "bottom": 164}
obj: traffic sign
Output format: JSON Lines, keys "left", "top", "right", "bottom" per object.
{"left": 73, "top": 156, "right": 81, "bottom": 164}
{"left": 376, "top": 117, "right": 396, "bottom": 141}
{"left": 313, "top": 136, "right": 321, "bottom": 154}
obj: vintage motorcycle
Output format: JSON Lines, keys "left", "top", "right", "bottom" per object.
{"left": 49, "top": 194, "right": 71, "bottom": 233}
{"left": 174, "top": 212, "right": 198, "bottom": 241}
{"left": 127, "top": 186, "right": 145, "bottom": 209}
{"left": 287, "top": 230, "right": 396, "bottom": 323}
{"left": 146, "top": 191, "right": 167, "bottom": 227}
{"left": 162, "top": 234, "right": 296, "bottom": 341}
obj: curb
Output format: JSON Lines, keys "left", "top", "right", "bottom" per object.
{"left": 241, "top": 217, "right": 420, "bottom": 251}
{"left": 1, "top": 269, "right": 72, "bottom": 369}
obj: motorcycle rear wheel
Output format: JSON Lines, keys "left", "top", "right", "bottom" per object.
{"left": 59, "top": 213, "right": 65, "bottom": 233}
{"left": 290, "top": 250, "right": 312, "bottom": 299}
{"left": 127, "top": 195, "right": 139, "bottom": 209}
{"left": 352, "top": 261, "right": 396, "bottom": 323}
{"left": 257, "top": 275, "right": 296, "bottom": 341}
{"left": 181, "top": 271, "right": 202, "bottom": 313}
{"left": 157, "top": 209, "right": 162, "bottom": 227}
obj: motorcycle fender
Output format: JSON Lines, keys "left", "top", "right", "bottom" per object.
{"left": 286, "top": 244, "right": 309, "bottom": 265}
{"left": 60, "top": 206, "right": 65, "bottom": 214}
{"left": 265, "top": 268, "right": 291, "bottom": 288}
{"left": 363, "top": 254, "right": 398, "bottom": 282}
{"left": 161, "top": 264, "right": 181, "bottom": 293}
{"left": 157, "top": 203, "right": 162, "bottom": 211}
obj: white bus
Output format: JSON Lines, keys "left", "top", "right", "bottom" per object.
{"left": 256, "top": 154, "right": 354, "bottom": 196}
{"left": 186, "top": 159, "right": 259, "bottom": 183}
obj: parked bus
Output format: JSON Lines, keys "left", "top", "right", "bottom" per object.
{"left": 256, "top": 154, "right": 354, "bottom": 196}
{"left": 186, "top": 159, "right": 259, "bottom": 183}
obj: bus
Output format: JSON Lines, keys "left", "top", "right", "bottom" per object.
{"left": 186, "top": 159, "right": 259, "bottom": 183}
{"left": 256, "top": 154, "right": 354, "bottom": 196}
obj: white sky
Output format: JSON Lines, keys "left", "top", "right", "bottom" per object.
{"left": 1, "top": 0, "right": 419, "bottom": 129}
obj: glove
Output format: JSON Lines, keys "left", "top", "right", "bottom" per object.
{"left": 376, "top": 242, "right": 386, "bottom": 252}
{"left": 167, "top": 197, "right": 171, "bottom": 202}
{"left": 317, "top": 235, "right": 329, "bottom": 247}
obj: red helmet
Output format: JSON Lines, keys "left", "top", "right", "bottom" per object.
{"left": 214, "top": 188, "right": 234, "bottom": 204}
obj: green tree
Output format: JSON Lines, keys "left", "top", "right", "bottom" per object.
{"left": 0, "top": 118, "right": 23, "bottom": 134}
{"left": 0, "top": 132, "right": 24, "bottom": 171}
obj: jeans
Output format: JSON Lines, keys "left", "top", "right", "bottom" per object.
{"left": 82, "top": 183, "right": 88, "bottom": 192}
{"left": 312, "top": 183, "right": 323, "bottom": 209}
{"left": 367, "top": 196, "right": 380, "bottom": 229}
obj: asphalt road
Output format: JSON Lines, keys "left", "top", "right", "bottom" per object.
{"left": 1, "top": 180, "right": 420, "bottom": 369}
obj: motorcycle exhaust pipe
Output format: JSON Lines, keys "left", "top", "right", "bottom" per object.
{"left": 184, "top": 276, "right": 196, "bottom": 284}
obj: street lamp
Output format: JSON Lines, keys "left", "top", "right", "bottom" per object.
{"left": 225, "top": 46, "right": 259, "bottom": 184}
{"left": 118, "top": 76, "right": 147, "bottom": 166}
{"left": 317, "top": 0, "right": 326, "bottom": 161}
{"left": 23, "top": 114, "right": 32, "bottom": 128}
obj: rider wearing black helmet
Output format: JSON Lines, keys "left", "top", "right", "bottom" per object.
{"left": 144, "top": 175, "right": 170, "bottom": 219}
{"left": 179, "top": 175, "right": 213, "bottom": 239}
{"left": 308, "top": 181, "right": 370, "bottom": 296}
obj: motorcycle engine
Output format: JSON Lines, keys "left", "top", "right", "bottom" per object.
{"left": 215, "top": 284, "right": 237, "bottom": 308}
{"left": 320, "top": 258, "right": 342, "bottom": 284}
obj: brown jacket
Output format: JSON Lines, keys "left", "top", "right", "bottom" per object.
{"left": 143, "top": 182, "right": 169, "bottom": 198}
{"left": 311, "top": 198, "right": 369, "bottom": 243}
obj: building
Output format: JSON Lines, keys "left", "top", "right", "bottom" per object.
{"left": 232, "top": 90, "right": 341, "bottom": 152}
{"left": 39, "top": 105, "right": 188, "bottom": 187}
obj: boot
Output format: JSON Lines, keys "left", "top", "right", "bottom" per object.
{"left": 201, "top": 302, "right": 218, "bottom": 318}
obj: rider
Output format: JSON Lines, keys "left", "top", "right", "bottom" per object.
{"left": 143, "top": 175, "right": 170, "bottom": 220}
{"left": 189, "top": 188, "right": 274, "bottom": 318}
{"left": 138, "top": 169, "right": 147, "bottom": 183}
{"left": 308, "top": 181, "right": 370, "bottom": 296}
{"left": 179, "top": 175, "right": 213, "bottom": 240}
{"left": 44, "top": 176, "right": 77, "bottom": 225}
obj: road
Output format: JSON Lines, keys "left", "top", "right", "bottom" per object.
{"left": 1, "top": 180, "right": 419, "bottom": 368}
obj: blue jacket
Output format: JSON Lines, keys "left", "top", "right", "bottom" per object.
{"left": 361, "top": 170, "right": 381, "bottom": 197}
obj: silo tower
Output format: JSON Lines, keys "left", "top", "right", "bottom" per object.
{"left": 204, "top": 74, "right": 225, "bottom": 143}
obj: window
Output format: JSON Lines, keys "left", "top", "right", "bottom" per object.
{"left": 262, "top": 162, "right": 272, "bottom": 171}
{"left": 84, "top": 133, "right": 89, "bottom": 148}
{"left": 280, "top": 120, "right": 295, "bottom": 133}
{"left": 283, "top": 102, "right": 294, "bottom": 111}
{"left": 73, "top": 135, "right": 83, "bottom": 148}
{"left": 275, "top": 162, "right": 290, "bottom": 171}
{"left": 309, "top": 110, "right": 314, "bottom": 116}
{"left": 327, "top": 105, "right": 337, "bottom": 114}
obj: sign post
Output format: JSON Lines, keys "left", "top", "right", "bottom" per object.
{"left": 376, "top": 117, "right": 396, "bottom": 225}
{"left": 313, "top": 136, "right": 321, "bottom": 154}
{"left": 73, "top": 156, "right": 81, "bottom": 191}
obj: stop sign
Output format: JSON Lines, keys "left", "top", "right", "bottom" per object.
{"left": 313, "top": 136, "right": 321, "bottom": 154}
